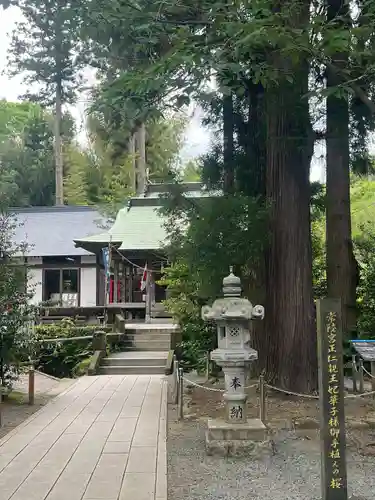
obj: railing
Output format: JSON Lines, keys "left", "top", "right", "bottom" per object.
{"left": 172, "top": 363, "right": 375, "bottom": 423}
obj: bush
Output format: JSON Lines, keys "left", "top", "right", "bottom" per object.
{"left": 34, "top": 319, "right": 98, "bottom": 378}
{"left": 356, "top": 224, "right": 375, "bottom": 339}
{"left": 0, "top": 213, "right": 38, "bottom": 389}
{"left": 72, "top": 357, "right": 91, "bottom": 377}
{"left": 160, "top": 194, "right": 267, "bottom": 372}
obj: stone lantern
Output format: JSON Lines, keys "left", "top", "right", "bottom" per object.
{"left": 201, "top": 266, "right": 267, "bottom": 456}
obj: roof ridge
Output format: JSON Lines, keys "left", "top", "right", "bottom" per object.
{"left": 11, "top": 205, "right": 99, "bottom": 214}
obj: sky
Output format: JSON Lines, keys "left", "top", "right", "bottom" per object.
{"left": 0, "top": 5, "right": 323, "bottom": 181}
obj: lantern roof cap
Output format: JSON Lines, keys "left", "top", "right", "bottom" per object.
{"left": 222, "top": 266, "right": 241, "bottom": 297}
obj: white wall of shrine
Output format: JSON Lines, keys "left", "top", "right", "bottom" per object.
{"left": 26, "top": 255, "right": 98, "bottom": 307}
{"left": 80, "top": 266, "right": 97, "bottom": 306}
{"left": 27, "top": 259, "right": 43, "bottom": 305}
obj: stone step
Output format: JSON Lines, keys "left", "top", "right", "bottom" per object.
{"left": 124, "top": 329, "right": 174, "bottom": 336}
{"left": 121, "top": 340, "right": 171, "bottom": 350}
{"left": 123, "top": 333, "right": 171, "bottom": 342}
{"left": 98, "top": 365, "right": 166, "bottom": 375}
{"left": 102, "top": 356, "right": 165, "bottom": 367}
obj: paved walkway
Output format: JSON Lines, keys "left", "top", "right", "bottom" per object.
{"left": 0, "top": 375, "right": 167, "bottom": 500}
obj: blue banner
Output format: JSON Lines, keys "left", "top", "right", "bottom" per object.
{"left": 102, "top": 247, "right": 110, "bottom": 297}
{"left": 102, "top": 247, "right": 109, "bottom": 274}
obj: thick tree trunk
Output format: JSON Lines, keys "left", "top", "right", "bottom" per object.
{"left": 128, "top": 134, "right": 136, "bottom": 192}
{"left": 247, "top": 82, "right": 266, "bottom": 197}
{"left": 223, "top": 93, "right": 234, "bottom": 193}
{"left": 244, "top": 82, "right": 267, "bottom": 374}
{"left": 54, "top": 82, "right": 63, "bottom": 206}
{"left": 264, "top": 0, "right": 316, "bottom": 393}
{"left": 135, "top": 123, "right": 147, "bottom": 195}
{"left": 326, "top": 0, "right": 357, "bottom": 334}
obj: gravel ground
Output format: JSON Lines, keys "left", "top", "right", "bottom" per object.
{"left": 167, "top": 405, "right": 375, "bottom": 500}
{"left": 0, "top": 373, "right": 74, "bottom": 439}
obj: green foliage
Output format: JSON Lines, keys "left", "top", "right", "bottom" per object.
{"left": 36, "top": 339, "right": 93, "bottom": 379}
{"left": 8, "top": 0, "right": 85, "bottom": 106}
{"left": 356, "top": 224, "right": 375, "bottom": 338}
{"left": 182, "top": 160, "right": 201, "bottom": 182}
{"left": 159, "top": 192, "right": 267, "bottom": 370}
{"left": 72, "top": 357, "right": 91, "bottom": 377}
{"left": 65, "top": 112, "right": 189, "bottom": 216}
{"left": 350, "top": 177, "right": 375, "bottom": 237}
{"left": 312, "top": 177, "right": 375, "bottom": 332}
{"left": 35, "top": 319, "right": 99, "bottom": 339}
{"left": 0, "top": 100, "right": 36, "bottom": 142}
{"left": 0, "top": 213, "right": 37, "bottom": 388}
{"left": 0, "top": 102, "right": 76, "bottom": 208}
{"left": 159, "top": 261, "right": 216, "bottom": 372}
{"left": 34, "top": 319, "right": 98, "bottom": 378}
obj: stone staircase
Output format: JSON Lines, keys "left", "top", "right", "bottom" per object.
{"left": 98, "top": 351, "right": 168, "bottom": 375}
{"left": 98, "top": 323, "right": 179, "bottom": 375}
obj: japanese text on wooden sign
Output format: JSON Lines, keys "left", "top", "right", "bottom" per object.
{"left": 316, "top": 299, "right": 348, "bottom": 500}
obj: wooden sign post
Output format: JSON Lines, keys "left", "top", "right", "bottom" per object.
{"left": 316, "top": 299, "right": 348, "bottom": 500}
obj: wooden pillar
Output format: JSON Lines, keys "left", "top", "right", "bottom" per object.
{"left": 119, "top": 261, "right": 125, "bottom": 302}
{"left": 145, "top": 273, "right": 151, "bottom": 323}
{"left": 316, "top": 298, "right": 348, "bottom": 500}
{"left": 145, "top": 259, "right": 153, "bottom": 323}
{"left": 114, "top": 260, "right": 118, "bottom": 304}
{"left": 125, "top": 266, "right": 132, "bottom": 303}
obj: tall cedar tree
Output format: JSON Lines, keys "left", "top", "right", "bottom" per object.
{"left": 83, "top": 0, "right": 318, "bottom": 391}
{"left": 325, "top": 0, "right": 358, "bottom": 334}
{"left": 7, "top": 0, "right": 85, "bottom": 205}
{"left": 264, "top": 0, "right": 317, "bottom": 392}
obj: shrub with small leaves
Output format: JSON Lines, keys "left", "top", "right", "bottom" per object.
{"left": 0, "top": 213, "right": 37, "bottom": 388}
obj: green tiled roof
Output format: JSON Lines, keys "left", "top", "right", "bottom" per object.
{"left": 118, "top": 205, "right": 168, "bottom": 250}
{"left": 74, "top": 182, "right": 221, "bottom": 253}
{"left": 74, "top": 205, "right": 168, "bottom": 251}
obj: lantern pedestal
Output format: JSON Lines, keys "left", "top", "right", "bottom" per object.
{"left": 206, "top": 418, "right": 268, "bottom": 457}
{"left": 206, "top": 347, "right": 269, "bottom": 457}
{"left": 201, "top": 266, "right": 268, "bottom": 458}
{"left": 211, "top": 348, "right": 258, "bottom": 423}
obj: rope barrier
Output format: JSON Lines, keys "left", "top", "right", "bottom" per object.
{"left": 265, "top": 382, "right": 375, "bottom": 400}
{"left": 177, "top": 367, "right": 375, "bottom": 402}
{"left": 362, "top": 366, "right": 375, "bottom": 379}
{"left": 110, "top": 245, "right": 164, "bottom": 273}
{"left": 184, "top": 377, "right": 258, "bottom": 392}
{"left": 344, "top": 390, "right": 375, "bottom": 399}
{"left": 265, "top": 384, "right": 319, "bottom": 399}
{"left": 38, "top": 335, "right": 94, "bottom": 343}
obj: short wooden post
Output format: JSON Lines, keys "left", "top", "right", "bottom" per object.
{"left": 178, "top": 367, "right": 184, "bottom": 420}
{"left": 0, "top": 390, "right": 3, "bottom": 427}
{"left": 28, "top": 367, "right": 35, "bottom": 406}
{"left": 351, "top": 355, "right": 357, "bottom": 393}
{"left": 359, "top": 358, "right": 364, "bottom": 394}
{"left": 259, "top": 374, "right": 266, "bottom": 424}
{"left": 316, "top": 298, "right": 348, "bottom": 500}
{"left": 371, "top": 361, "right": 375, "bottom": 395}
{"left": 205, "top": 351, "right": 210, "bottom": 381}
{"left": 174, "top": 358, "right": 179, "bottom": 405}
{"left": 92, "top": 330, "right": 107, "bottom": 353}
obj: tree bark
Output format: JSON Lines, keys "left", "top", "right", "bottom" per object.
{"left": 264, "top": 0, "right": 317, "bottom": 393}
{"left": 326, "top": 0, "right": 357, "bottom": 334}
{"left": 135, "top": 123, "right": 147, "bottom": 195}
{"left": 243, "top": 81, "right": 267, "bottom": 375}
{"left": 54, "top": 81, "right": 64, "bottom": 206}
{"left": 247, "top": 82, "right": 266, "bottom": 197}
{"left": 223, "top": 93, "right": 234, "bottom": 193}
{"left": 128, "top": 133, "right": 136, "bottom": 192}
